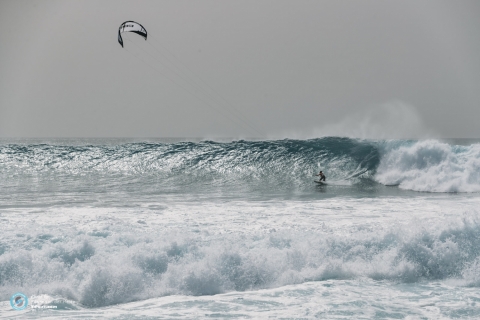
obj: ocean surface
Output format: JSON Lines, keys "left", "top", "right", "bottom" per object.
{"left": 1, "top": 137, "right": 480, "bottom": 319}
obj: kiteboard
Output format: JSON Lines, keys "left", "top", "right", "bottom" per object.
{"left": 315, "top": 180, "right": 327, "bottom": 185}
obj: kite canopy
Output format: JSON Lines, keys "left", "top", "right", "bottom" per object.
{"left": 118, "top": 21, "right": 147, "bottom": 47}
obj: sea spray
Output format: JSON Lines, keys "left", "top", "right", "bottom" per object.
{"left": 376, "top": 140, "right": 480, "bottom": 192}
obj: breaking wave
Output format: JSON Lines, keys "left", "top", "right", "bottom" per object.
{"left": 1, "top": 137, "right": 479, "bottom": 193}
{"left": 376, "top": 140, "right": 480, "bottom": 193}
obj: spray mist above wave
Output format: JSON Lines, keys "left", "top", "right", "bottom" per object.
{"left": 308, "top": 101, "right": 432, "bottom": 140}
{"left": 376, "top": 140, "right": 480, "bottom": 193}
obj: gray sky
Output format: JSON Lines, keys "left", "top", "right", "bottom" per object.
{"left": 1, "top": 0, "right": 480, "bottom": 139}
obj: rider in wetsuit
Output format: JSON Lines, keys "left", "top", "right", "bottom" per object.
{"left": 316, "top": 171, "right": 326, "bottom": 181}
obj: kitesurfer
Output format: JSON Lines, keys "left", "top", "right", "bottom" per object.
{"left": 316, "top": 171, "right": 326, "bottom": 181}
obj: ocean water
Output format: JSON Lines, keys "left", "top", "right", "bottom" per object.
{"left": 1, "top": 137, "right": 480, "bottom": 319}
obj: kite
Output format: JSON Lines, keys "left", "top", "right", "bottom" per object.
{"left": 118, "top": 21, "right": 147, "bottom": 47}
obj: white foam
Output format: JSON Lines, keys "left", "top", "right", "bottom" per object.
{"left": 2, "top": 196, "right": 480, "bottom": 311}
{"left": 4, "top": 280, "right": 480, "bottom": 319}
{"left": 376, "top": 140, "right": 480, "bottom": 192}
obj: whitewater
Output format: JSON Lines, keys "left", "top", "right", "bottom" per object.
{"left": 1, "top": 137, "right": 480, "bottom": 319}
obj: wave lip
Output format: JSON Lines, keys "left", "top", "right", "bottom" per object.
{"left": 375, "top": 140, "right": 480, "bottom": 193}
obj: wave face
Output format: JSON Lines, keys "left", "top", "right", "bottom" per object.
{"left": 0, "top": 138, "right": 380, "bottom": 200}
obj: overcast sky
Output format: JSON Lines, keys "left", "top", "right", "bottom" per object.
{"left": 1, "top": 0, "right": 480, "bottom": 139}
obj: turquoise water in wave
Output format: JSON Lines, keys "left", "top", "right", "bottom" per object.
{"left": 1, "top": 137, "right": 480, "bottom": 318}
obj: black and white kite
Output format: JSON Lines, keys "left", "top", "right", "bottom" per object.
{"left": 118, "top": 21, "right": 147, "bottom": 47}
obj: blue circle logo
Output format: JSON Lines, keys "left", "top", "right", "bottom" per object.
{"left": 10, "top": 293, "right": 28, "bottom": 310}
